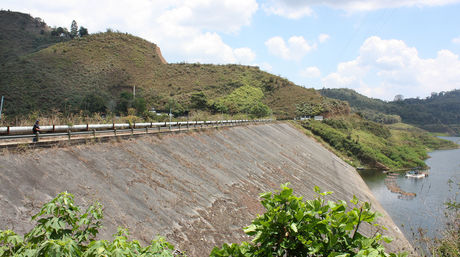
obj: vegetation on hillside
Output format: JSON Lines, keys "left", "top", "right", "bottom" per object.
{"left": 320, "top": 88, "right": 460, "bottom": 135}
{"left": 0, "top": 185, "right": 405, "bottom": 257}
{"left": 299, "top": 116, "right": 457, "bottom": 170}
{"left": 0, "top": 11, "right": 66, "bottom": 64}
{"left": 0, "top": 11, "right": 348, "bottom": 122}
{"left": 211, "top": 184, "right": 403, "bottom": 257}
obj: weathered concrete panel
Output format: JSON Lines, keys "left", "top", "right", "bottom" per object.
{"left": 0, "top": 123, "right": 413, "bottom": 256}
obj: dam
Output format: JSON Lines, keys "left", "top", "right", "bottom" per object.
{"left": 0, "top": 122, "right": 413, "bottom": 256}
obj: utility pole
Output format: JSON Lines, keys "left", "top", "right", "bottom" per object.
{"left": 0, "top": 96, "right": 4, "bottom": 120}
{"left": 169, "top": 105, "right": 172, "bottom": 130}
{"left": 133, "top": 86, "right": 136, "bottom": 99}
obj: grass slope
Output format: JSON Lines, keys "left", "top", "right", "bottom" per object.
{"left": 0, "top": 10, "right": 66, "bottom": 64}
{"left": 0, "top": 11, "right": 346, "bottom": 120}
{"left": 299, "top": 115, "right": 457, "bottom": 170}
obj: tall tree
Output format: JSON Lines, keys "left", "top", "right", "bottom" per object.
{"left": 70, "top": 20, "right": 78, "bottom": 38}
{"left": 78, "top": 26, "right": 88, "bottom": 37}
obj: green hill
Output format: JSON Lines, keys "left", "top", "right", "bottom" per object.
{"left": 320, "top": 88, "right": 460, "bottom": 135}
{"left": 0, "top": 10, "right": 67, "bottom": 64}
{"left": 299, "top": 115, "right": 456, "bottom": 170}
{"left": 0, "top": 10, "right": 349, "bottom": 121}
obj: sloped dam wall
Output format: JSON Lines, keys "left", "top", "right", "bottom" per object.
{"left": 0, "top": 123, "right": 413, "bottom": 256}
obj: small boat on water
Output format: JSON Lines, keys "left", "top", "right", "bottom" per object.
{"left": 405, "top": 170, "right": 428, "bottom": 178}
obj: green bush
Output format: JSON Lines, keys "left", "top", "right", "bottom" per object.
{"left": 249, "top": 102, "right": 271, "bottom": 118}
{"left": 295, "top": 102, "right": 324, "bottom": 117}
{"left": 210, "top": 85, "right": 271, "bottom": 117}
{"left": 0, "top": 192, "right": 182, "bottom": 257}
{"left": 211, "top": 184, "right": 405, "bottom": 257}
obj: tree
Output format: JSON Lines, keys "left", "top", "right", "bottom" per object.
{"left": 134, "top": 97, "right": 146, "bottom": 114}
{"left": 249, "top": 102, "right": 271, "bottom": 118}
{"left": 166, "top": 98, "right": 186, "bottom": 117}
{"left": 210, "top": 85, "right": 271, "bottom": 116}
{"left": 78, "top": 26, "right": 88, "bottom": 37}
{"left": 0, "top": 192, "right": 181, "bottom": 256}
{"left": 190, "top": 92, "right": 208, "bottom": 110}
{"left": 54, "top": 27, "right": 68, "bottom": 37}
{"left": 81, "top": 93, "right": 106, "bottom": 114}
{"left": 393, "top": 94, "right": 404, "bottom": 101}
{"left": 116, "top": 92, "right": 133, "bottom": 115}
{"left": 211, "top": 184, "right": 404, "bottom": 257}
{"left": 70, "top": 20, "right": 78, "bottom": 39}
{"left": 295, "top": 102, "right": 324, "bottom": 117}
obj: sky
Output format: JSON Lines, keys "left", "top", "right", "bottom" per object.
{"left": 3, "top": 0, "right": 460, "bottom": 101}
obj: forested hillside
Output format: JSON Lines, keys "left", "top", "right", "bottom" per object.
{"left": 0, "top": 11, "right": 68, "bottom": 64}
{"left": 320, "top": 88, "right": 460, "bottom": 134}
{"left": 299, "top": 115, "right": 456, "bottom": 170}
{"left": 0, "top": 10, "right": 349, "bottom": 121}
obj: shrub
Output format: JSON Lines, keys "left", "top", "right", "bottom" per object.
{"left": 210, "top": 85, "right": 271, "bottom": 116}
{"left": 211, "top": 184, "right": 405, "bottom": 257}
{"left": 0, "top": 192, "right": 182, "bottom": 256}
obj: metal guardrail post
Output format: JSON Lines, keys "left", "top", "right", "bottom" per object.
{"left": 0, "top": 119, "right": 274, "bottom": 142}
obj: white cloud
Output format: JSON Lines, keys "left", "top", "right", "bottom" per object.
{"left": 265, "top": 36, "right": 315, "bottom": 61}
{"left": 323, "top": 36, "right": 460, "bottom": 100}
{"left": 301, "top": 66, "right": 321, "bottom": 78}
{"left": 157, "top": 0, "right": 258, "bottom": 34}
{"left": 1, "top": 0, "right": 259, "bottom": 64}
{"left": 234, "top": 47, "right": 256, "bottom": 63}
{"left": 318, "top": 34, "right": 330, "bottom": 43}
{"left": 259, "top": 62, "right": 273, "bottom": 72}
{"left": 182, "top": 32, "right": 237, "bottom": 63}
{"left": 453, "top": 36, "right": 460, "bottom": 44}
{"left": 262, "top": 0, "right": 313, "bottom": 19}
{"left": 263, "top": 0, "right": 460, "bottom": 17}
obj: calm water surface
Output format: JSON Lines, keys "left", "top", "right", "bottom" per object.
{"left": 359, "top": 137, "right": 460, "bottom": 242}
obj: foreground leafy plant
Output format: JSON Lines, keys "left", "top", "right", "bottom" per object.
{"left": 211, "top": 184, "right": 406, "bottom": 257}
{"left": 0, "top": 192, "right": 182, "bottom": 256}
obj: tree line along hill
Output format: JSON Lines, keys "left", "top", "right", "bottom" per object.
{"left": 0, "top": 10, "right": 349, "bottom": 122}
{"left": 320, "top": 88, "right": 460, "bottom": 135}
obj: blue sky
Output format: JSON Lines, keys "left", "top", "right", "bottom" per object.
{"left": 3, "top": 0, "right": 460, "bottom": 100}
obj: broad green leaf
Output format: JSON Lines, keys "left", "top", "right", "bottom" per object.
{"left": 290, "top": 223, "right": 298, "bottom": 233}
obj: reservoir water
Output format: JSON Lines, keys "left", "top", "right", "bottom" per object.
{"left": 359, "top": 137, "right": 460, "bottom": 245}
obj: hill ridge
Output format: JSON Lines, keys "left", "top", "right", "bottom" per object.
{"left": 0, "top": 10, "right": 349, "bottom": 120}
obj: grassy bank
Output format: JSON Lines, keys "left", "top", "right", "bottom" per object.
{"left": 299, "top": 116, "right": 457, "bottom": 170}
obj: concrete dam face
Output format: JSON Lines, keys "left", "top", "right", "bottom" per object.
{"left": 0, "top": 123, "right": 412, "bottom": 256}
